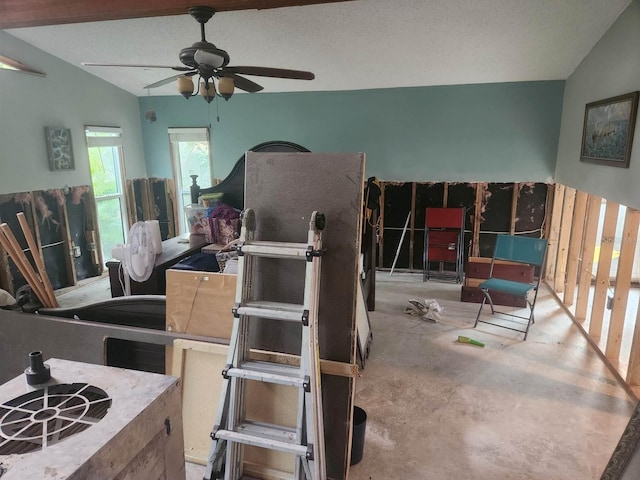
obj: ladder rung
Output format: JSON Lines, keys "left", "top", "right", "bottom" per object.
{"left": 235, "top": 301, "right": 305, "bottom": 322}
{"left": 215, "top": 421, "right": 308, "bottom": 456}
{"left": 238, "top": 241, "right": 310, "bottom": 259}
{"left": 226, "top": 361, "right": 306, "bottom": 388}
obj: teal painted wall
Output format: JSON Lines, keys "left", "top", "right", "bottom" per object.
{"left": 555, "top": 0, "right": 640, "bottom": 208}
{"left": 0, "top": 32, "right": 146, "bottom": 194}
{"left": 141, "top": 80, "right": 564, "bottom": 183}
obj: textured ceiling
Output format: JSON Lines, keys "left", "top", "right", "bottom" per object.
{"left": 5, "top": 0, "right": 633, "bottom": 97}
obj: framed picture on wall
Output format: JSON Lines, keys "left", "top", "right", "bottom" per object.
{"left": 580, "top": 91, "right": 639, "bottom": 168}
{"left": 45, "top": 127, "right": 75, "bottom": 171}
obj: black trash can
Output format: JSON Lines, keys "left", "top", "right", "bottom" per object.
{"left": 350, "top": 406, "right": 367, "bottom": 465}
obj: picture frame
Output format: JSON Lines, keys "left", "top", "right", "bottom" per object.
{"left": 580, "top": 91, "right": 639, "bottom": 168}
{"left": 45, "top": 127, "right": 75, "bottom": 171}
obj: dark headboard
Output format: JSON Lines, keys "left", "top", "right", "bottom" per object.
{"left": 200, "top": 141, "right": 310, "bottom": 210}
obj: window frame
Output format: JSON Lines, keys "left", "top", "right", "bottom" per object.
{"left": 168, "top": 127, "right": 213, "bottom": 234}
{"left": 84, "top": 125, "right": 129, "bottom": 259}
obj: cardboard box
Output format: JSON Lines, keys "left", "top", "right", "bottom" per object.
{"left": 166, "top": 269, "right": 236, "bottom": 338}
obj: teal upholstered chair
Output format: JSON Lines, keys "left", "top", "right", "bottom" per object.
{"left": 473, "top": 234, "right": 548, "bottom": 340}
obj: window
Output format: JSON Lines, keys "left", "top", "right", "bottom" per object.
{"left": 85, "top": 126, "right": 128, "bottom": 261}
{"left": 168, "top": 128, "right": 212, "bottom": 234}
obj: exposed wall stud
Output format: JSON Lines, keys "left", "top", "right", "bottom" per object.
{"left": 545, "top": 184, "right": 565, "bottom": 281}
{"left": 564, "top": 191, "right": 588, "bottom": 305}
{"left": 575, "top": 195, "right": 602, "bottom": 321}
{"left": 377, "top": 182, "right": 385, "bottom": 268}
{"left": 589, "top": 201, "right": 620, "bottom": 339}
{"left": 605, "top": 208, "right": 640, "bottom": 361}
{"left": 553, "top": 187, "right": 576, "bottom": 293}
{"left": 409, "top": 182, "right": 416, "bottom": 269}
{"left": 472, "top": 183, "right": 483, "bottom": 257}
{"left": 509, "top": 183, "right": 519, "bottom": 235}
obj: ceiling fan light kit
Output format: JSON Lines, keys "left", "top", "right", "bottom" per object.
{"left": 82, "top": 5, "right": 314, "bottom": 104}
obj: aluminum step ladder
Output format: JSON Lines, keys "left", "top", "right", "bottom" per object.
{"left": 204, "top": 208, "right": 327, "bottom": 480}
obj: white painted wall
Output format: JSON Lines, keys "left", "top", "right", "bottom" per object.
{"left": 0, "top": 31, "right": 146, "bottom": 194}
{"left": 555, "top": 0, "right": 640, "bottom": 208}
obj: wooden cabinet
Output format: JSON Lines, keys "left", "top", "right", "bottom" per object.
{"left": 461, "top": 256, "right": 534, "bottom": 307}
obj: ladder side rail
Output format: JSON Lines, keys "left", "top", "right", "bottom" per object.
{"left": 308, "top": 221, "right": 327, "bottom": 480}
{"left": 227, "top": 209, "right": 255, "bottom": 480}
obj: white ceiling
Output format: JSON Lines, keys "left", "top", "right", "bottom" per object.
{"left": 5, "top": 0, "right": 632, "bottom": 97}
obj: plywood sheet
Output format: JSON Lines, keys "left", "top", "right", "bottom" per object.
{"left": 172, "top": 339, "right": 297, "bottom": 476}
{"left": 244, "top": 152, "right": 363, "bottom": 480}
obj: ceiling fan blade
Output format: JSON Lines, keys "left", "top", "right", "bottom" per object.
{"left": 144, "top": 72, "right": 196, "bottom": 89}
{"left": 222, "top": 66, "right": 315, "bottom": 80}
{"left": 218, "top": 73, "right": 263, "bottom": 93}
{"left": 82, "top": 62, "right": 193, "bottom": 72}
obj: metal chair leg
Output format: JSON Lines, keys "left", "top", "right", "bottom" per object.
{"left": 474, "top": 296, "right": 487, "bottom": 328}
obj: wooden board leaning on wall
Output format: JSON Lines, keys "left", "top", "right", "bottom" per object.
{"left": 378, "top": 181, "right": 552, "bottom": 270}
{"left": 0, "top": 187, "right": 102, "bottom": 295}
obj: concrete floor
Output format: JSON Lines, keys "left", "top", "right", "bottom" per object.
{"left": 348, "top": 273, "right": 635, "bottom": 480}
{"left": 56, "top": 272, "right": 637, "bottom": 479}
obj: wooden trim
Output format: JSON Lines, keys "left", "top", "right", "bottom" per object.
{"left": 553, "top": 187, "right": 576, "bottom": 293}
{"left": 563, "top": 191, "right": 588, "bottom": 305}
{"left": 605, "top": 208, "right": 640, "bottom": 361}
{"left": 509, "top": 183, "right": 519, "bottom": 235}
{"left": 589, "top": 200, "right": 620, "bottom": 339}
{"left": 251, "top": 349, "right": 358, "bottom": 378}
{"left": 575, "top": 195, "right": 602, "bottom": 321}
{"left": 545, "top": 183, "right": 565, "bottom": 281}
{"left": 0, "top": 0, "right": 347, "bottom": 29}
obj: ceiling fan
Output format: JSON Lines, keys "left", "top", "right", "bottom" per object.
{"left": 82, "top": 6, "right": 315, "bottom": 102}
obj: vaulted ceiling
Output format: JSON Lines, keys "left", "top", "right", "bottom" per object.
{"left": 3, "top": 0, "right": 633, "bottom": 97}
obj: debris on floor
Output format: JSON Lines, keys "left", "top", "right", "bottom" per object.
{"left": 457, "top": 335, "right": 485, "bottom": 347}
{"left": 404, "top": 298, "right": 442, "bottom": 323}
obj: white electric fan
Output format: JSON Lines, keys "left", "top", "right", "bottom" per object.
{"left": 112, "top": 221, "right": 161, "bottom": 295}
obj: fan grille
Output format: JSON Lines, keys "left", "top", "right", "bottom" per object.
{"left": 0, "top": 383, "right": 111, "bottom": 455}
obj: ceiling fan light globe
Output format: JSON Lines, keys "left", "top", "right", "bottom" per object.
{"left": 199, "top": 81, "right": 216, "bottom": 103}
{"left": 194, "top": 48, "right": 227, "bottom": 69}
{"left": 218, "top": 77, "right": 234, "bottom": 101}
{"left": 145, "top": 107, "right": 157, "bottom": 123}
{"left": 177, "top": 75, "right": 194, "bottom": 99}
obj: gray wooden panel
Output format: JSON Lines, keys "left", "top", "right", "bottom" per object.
{"left": 244, "top": 152, "right": 364, "bottom": 361}
{"left": 244, "top": 152, "right": 364, "bottom": 480}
